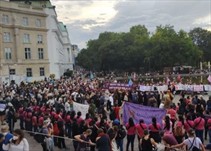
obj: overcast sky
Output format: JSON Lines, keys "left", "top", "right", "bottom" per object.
{"left": 51, "top": 0, "right": 211, "bottom": 49}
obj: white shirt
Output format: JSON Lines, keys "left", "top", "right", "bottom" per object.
{"left": 184, "top": 137, "right": 202, "bottom": 151}
{"left": 109, "top": 95, "right": 114, "bottom": 106}
{"left": 3, "top": 138, "right": 29, "bottom": 151}
{"left": 65, "top": 102, "right": 70, "bottom": 112}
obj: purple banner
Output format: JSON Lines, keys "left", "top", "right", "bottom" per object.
{"left": 123, "top": 102, "right": 166, "bottom": 125}
{"left": 103, "top": 83, "right": 131, "bottom": 90}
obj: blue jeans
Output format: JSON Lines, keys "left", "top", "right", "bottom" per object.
{"left": 195, "top": 129, "right": 204, "bottom": 143}
{"left": 116, "top": 139, "right": 123, "bottom": 151}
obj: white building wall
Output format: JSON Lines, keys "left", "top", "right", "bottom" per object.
{"left": 45, "top": 8, "right": 73, "bottom": 79}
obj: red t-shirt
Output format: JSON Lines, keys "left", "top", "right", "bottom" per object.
{"left": 148, "top": 123, "right": 161, "bottom": 132}
{"left": 136, "top": 123, "right": 147, "bottom": 138}
{"left": 167, "top": 109, "right": 177, "bottom": 120}
{"left": 113, "top": 107, "right": 120, "bottom": 120}
{"left": 126, "top": 123, "right": 136, "bottom": 135}
{"left": 184, "top": 120, "right": 194, "bottom": 132}
{"left": 194, "top": 117, "right": 205, "bottom": 130}
{"left": 207, "top": 119, "right": 211, "bottom": 130}
{"left": 32, "top": 116, "right": 37, "bottom": 126}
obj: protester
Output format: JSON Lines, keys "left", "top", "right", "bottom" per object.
{"left": 149, "top": 117, "right": 162, "bottom": 143}
{"left": 96, "top": 128, "right": 111, "bottom": 151}
{"left": 140, "top": 130, "right": 157, "bottom": 151}
{"left": 171, "top": 129, "right": 205, "bottom": 151}
{"left": 2, "top": 129, "right": 29, "bottom": 151}
{"left": 194, "top": 113, "right": 205, "bottom": 143}
{"left": 136, "top": 119, "right": 147, "bottom": 151}
{"left": 126, "top": 117, "right": 136, "bottom": 151}
{"left": 74, "top": 129, "right": 95, "bottom": 151}
{"left": 1, "top": 124, "right": 13, "bottom": 151}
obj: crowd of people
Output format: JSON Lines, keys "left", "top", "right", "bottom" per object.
{"left": 0, "top": 72, "right": 211, "bottom": 151}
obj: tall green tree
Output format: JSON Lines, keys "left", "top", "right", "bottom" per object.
{"left": 189, "top": 27, "right": 211, "bottom": 61}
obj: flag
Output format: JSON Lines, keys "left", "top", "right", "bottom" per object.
{"left": 128, "top": 79, "right": 133, "bottom": 86}
{"left": 208, "top": 75, "right": 211, "bottom": 83}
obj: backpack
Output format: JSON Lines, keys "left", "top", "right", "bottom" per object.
{"left": 34, "top": 127, "right": 45, "bottom": 143}
{"left": 117, "top": 126, "right": 126, "bottom": 139}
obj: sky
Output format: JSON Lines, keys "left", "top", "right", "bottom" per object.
{"left": 51, "top": 0, "right": 211, "bottom": 49}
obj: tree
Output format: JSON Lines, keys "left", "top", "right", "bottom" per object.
{"left": 189, "top": 27, "right": 211, "bottom": 61}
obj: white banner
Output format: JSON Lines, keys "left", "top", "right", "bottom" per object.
{"left": 193, "top": 85, "right": 204, "bottom": 92}
{"left": 73, "top": 102, "right": 89, "bottom": 119}
{"left": 204, "top": 85, "right": 211, "bottom": 91}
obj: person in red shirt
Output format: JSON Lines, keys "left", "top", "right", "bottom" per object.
{"left": 184, "top": 114, "right": 194, "bottom": 134}
{"left": 207, "top": 116, "right": 211, "bottom": 143}
{"left": 167, "top": 105, "right": 177, "bottom": 130}
{"left": 32, "top": 113, "right": 38, "bottom": 132}
{"left": 136, "top": 119, "right": 147, "bottom": 151}
{"left": 194, "top": 113, "right": 205, "bottom": 143}
{"left": 113, "top": 104, "right": 120, "bottom": 120}
{"left": 126, "top": 117, "right": 136, "bottom": 151}
{"left": 148, "top": 117, "right": 162, "bottom": 143}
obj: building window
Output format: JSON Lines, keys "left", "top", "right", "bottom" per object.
{"left": 37, "top": 35, "right": 43, "bottom": 43}
{"left": 38, "top": 48, "right": 44, "bottom": 59}
{"left": 3, "top": 32, "right": 11, "bottom": 42}
{"left": 9, "top": 69, "right": 16, "bottom": 75}
{"left": 25, "top": 48, "right": 31, "bottom": 59}
{"left": 4, "top": 48, "right": 12, "bottom": 60}
{"left": 40, "top": 67, "right": 45, "bottom": 76}
{"left": 2, "top": 14, "right": 9, "bottom": 24}
{"left": 35, "top": 19, "right": 41, "bottom": 27}
{"left": 23, "top": 34, "right": 30, "bottom": 43}
{"left": 26, "top": 68, "right": 32, "bottom": 77}
{"left": 22, "top": 17, "right": 28, "bottom": 26}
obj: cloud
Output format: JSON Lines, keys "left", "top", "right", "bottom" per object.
{"left": 51, "top": 0, "right": 211, "bottom": 49}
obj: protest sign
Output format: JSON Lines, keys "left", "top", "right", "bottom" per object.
{"left": 73, "top": 102, "right": 89, "bottom": 119}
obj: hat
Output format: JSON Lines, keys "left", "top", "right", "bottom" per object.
{"left": 113, "top": 119, "right": 120, "bottom": 125}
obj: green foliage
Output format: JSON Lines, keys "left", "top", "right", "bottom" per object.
{"left": 76, "top": 25, "right": 207, "bottom": 72}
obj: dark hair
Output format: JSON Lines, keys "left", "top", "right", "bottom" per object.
{"left": 13, "top": 129, "right": 24, "bottom": 141}
{"left": 178, "top": 115, "right": 184, "bottom": 125}
{"left": 152, "top": 117, "right": 158, "bottom": 129}
{"left": 165, "top": 116, "right": 170, "bottom": 130}
{"left": 97, "top": 128, "right": 104, "bottom": 134}
{"left": 139, "top": 119, "right": 144, "bottom": 124}
{"left": 85, "top": 113, "right": 90, "bottom": 119}
{"left": 128, "top": 117, "right": 135, "bottom": 127}
{"left": 77, "top": 111, "right": 81, "bottom": 118}
{"left": 144, "top": 129, "right": 149, "bottom": 135}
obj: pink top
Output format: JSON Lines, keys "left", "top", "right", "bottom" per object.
{"left": 126, "top": 123, "right": 136, "bottom": 135}
{"left": 207, "top": 119, "right": 211, "bottom": 130}
{"left": 148, "top": 123, "right": 161, "bottom": 132}
{"left": 184, "top": 120, "right": 194, "bottom": 132}
{"left": 167, "top": 109, "right": 177, "bottom": 120}
{"left": 136, "top": 123, "right": 147, "bottom": 138}
{"left": 176, "top": 121, "right": 184, "bottom": 127}
{"left": 194, "top": 117, "right": 205, "bottom": 130}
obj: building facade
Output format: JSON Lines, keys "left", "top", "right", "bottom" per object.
{"left": 45, "top": 7, "right": 73, "bottom": 79}
{"left": 0, "top": 0, "right": 74, "bottom": 83}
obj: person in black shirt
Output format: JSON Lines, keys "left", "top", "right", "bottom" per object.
{"left": 140, "top": 130, "right": 157, "bottom": 151}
